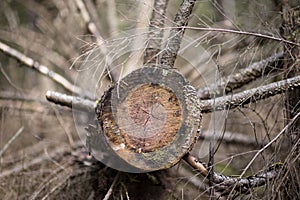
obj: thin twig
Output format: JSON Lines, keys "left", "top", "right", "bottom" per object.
{"left": 201, "top": 75, "right": 300, "bottom": 113}
{"left": 160, "top": 0, "right": 196, "bottom": 67}
{"left": 181, "top": 26, "right": 300, "bottom": 47}
{"left": 239, "top": 111, "right": 300, "bottom": 178}
{"left": 0, "top": 63, "right": 23, "bottom": 91}
{"left": 0, "top": 126, "right": 24, "bottom": 157}
{"left": 52, "top": 107, "right": 75, "bottom": 148}
{"left": 144, "top": 0, "right": 169, "bottom": 64}
{"left": 198, "top": 51, "right": 284, "bottom": 99}
{"left": 103, "top": 172, "right": 120, "bottom": 200}
{"left": 0, "top": 41, "right": 83, "bottom": 95}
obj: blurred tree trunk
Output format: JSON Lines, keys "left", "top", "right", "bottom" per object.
{"left": 282, "top": 2, "right": 300, "bottom": 133}
{"left": 281, "top": 1, "right": 300, "bottom": 198}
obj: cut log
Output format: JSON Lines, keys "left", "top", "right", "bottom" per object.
{"left": 95, "top": 65, "right": 202, "bottom": 172}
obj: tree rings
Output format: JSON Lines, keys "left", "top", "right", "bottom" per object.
{"left": 96, "top": 65, "right": 202, "bottom": 172}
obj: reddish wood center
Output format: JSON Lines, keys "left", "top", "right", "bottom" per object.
{"left": 116, "top": 84, "right": 183, "bottom": 152}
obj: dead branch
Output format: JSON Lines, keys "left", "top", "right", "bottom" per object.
{"left": 46, "top": 91, "right": 96, "bottom": 112}
{"left": 75, "top": 0, "right": 101, "bottom": 39}
{"left": 0, "top": 91, "right": 49, "bottom": 104}
{"left": 198, "top": 131, "right": 267, "bottom": 147}
{"left": 198, "top": 51, "right": 284, "bottom": 99}
{"left": 0, "top": 28, "right": 69, "bottom": 68}
{"left": 0, "top": 41, "right": 83, "bottom": 95}
{"left": 75, "top": 0, "right": 118, "bottom": 81}
{"left": 160, "top": 0, "right": 196, "bottom": 67}
{"left": 183, "top": 153, "right": 282, "bottom": 195}
{"left": 144, "top": 0, "right": 169, "bottom": 64}
{"left": 0, "top": 127, "right": 24, "bottom": 157}
{"left": 201, "top": 75, "right": 300, "bottom": 112}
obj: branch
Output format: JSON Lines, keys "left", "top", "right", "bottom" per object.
{"left": 144, "top": 0, "right": 169, "bottom": 64}
{"left": 0, "top": 41, "right": 83, "bottom": 95}
{"left": 160, "top": 0, "right": 196, "bottom": 67}
{"left": 183, "top": 153, "right": 282, "bottom": 195}
{"left": 182, "top": 26, "right": 300, "bottom": 47}
{"left": 45, "top": 91, "right": 96, "bottom": 112}
{"left": 198, "top": 131, "right": 267, "bottom": 147}
{"left": 74, "top": 0, "right": 118, "bottom": 81}
{"left": 0, "top": 127, "right": 24, "bottom": 157}
{"left": 201, "top": 75, "right": 300, "bottom": 113}
{"left": 198, "top": 52, "right": 284, "bottom": 99}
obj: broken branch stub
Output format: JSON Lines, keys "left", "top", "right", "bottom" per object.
{"left": 95, "top": 65, "right": 202, "bottom": 172}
